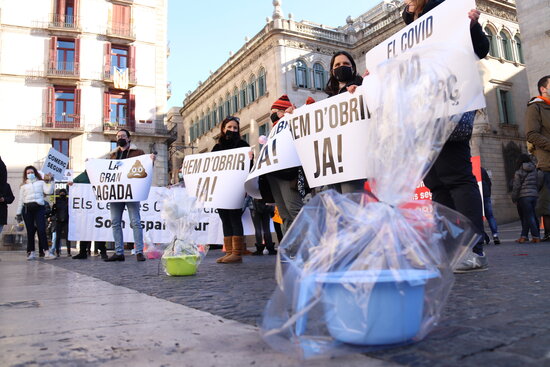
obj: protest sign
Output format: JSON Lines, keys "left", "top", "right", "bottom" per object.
{"left": 364, "top": 0, "right": 485, "bottom": 115}
{"left": 287, "top": 90, "right": 371, "bottom": 187}
{"left": 182, "top": 147, "right": 250, "bottom": 209}
{"left": 245, "top": 119, "right": 302, "bottom": 198}
{"left": 85, "top": 154, "right": 153, "bottom": 203}
{"left": 68, "top": 185, "right": 268, "bottom": 244}
{"left": 42, "top": 147, "right": 69, "bottom": 180}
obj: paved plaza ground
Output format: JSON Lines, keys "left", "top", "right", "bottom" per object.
{"left": 1, "top": 221, "right": 550, "bottom": 366}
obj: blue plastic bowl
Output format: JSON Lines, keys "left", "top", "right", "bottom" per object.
{"left": 317, "top": 269, "right": 439, "bottom": 345}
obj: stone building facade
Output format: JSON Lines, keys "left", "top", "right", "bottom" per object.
{"left": 0, "top": 0, "right": 171, "bottom": 227}
{"left": 177, "top": 0, "right": 528, "bottom": 222}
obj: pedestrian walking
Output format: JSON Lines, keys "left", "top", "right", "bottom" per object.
{"left": 324, "top": 50, "right": 366, "bottom": 194}
{"left": 403, "top": 0, "right": 490, "bottom": 272}
{"left": 15, "top": 166, "right": 55, "bottom": 260}
{"left": 103, "top": 128, "right": 153, "bottom": 262}
{"left": 212, "top": 116, "right": 250, "bottom": 264}
{"left": 512, "top": 154, "right": 543, "bottom": 243}
{"left": 481, "top": 167, "right": 500, "bottom": 244}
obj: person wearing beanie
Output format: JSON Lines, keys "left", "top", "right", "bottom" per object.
{"left": 263, "top": 95, "right": 305, "bottom": 235}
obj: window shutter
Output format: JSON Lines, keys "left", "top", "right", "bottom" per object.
{"left": 305, "top": 67, "right": 311, "bottom": 89}
{"left": 104, "top": 43, "right": 111, "bottom": 77}
{"left": 496, "top": 89, "right": 505, "bottom": 124}
{"left": 129, "top": 93, "right": 135, "bottom": 128}
{"left": 74, "top": 88, "right": 81, "bottom": 126}
{"left": 49, "top": 36, "right": 58, "bottom": 71}
{"left": 506, "top": 91, "right": 516, "bottom": 125}
{"left": 57, "top": 0, "right": 66, "bottom": 23}
{"left": 73, "top": 0, "right": 79, "bottom": 19}
{"left": 47, "top": 87, "right": 55, "bottom": 126}
{"left": 104, "top": 91, "right": 111, "bottom": 124}
{"left": 74, "top": 38, "right": 80, "bottom": 74}
{"left": 128, "top": 45, "right": 136, "bottom": 83}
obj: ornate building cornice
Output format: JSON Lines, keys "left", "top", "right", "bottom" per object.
{"left": 476, "top": 0, "right": 517, "bottom": 22}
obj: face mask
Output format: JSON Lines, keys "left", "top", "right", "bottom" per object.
{"left": 117, "top": 138, "right": 128, "bottom": 147}
{"left": 225, "top": 130, "right": 239, "bottom": 141}
{"left": 27, "top": 173, "right": 36, "bottom": 181}
{"left": 333, "top": 66, "right": 354, "bottom": 83}
{"left": 270, "top": 112, "right": 280, "bottom": 123}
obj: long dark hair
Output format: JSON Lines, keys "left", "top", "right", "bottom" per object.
{"left": 517, "top": 154, "right": 532, "bottom": 170}
{"left": 22, "top": 165, "right": 42, "bottom": 185}
{"left": 324, "top": 51, "right": 358, "bottom": 97}
{"left": 218, "top": 116, "right": 241, "bottom": 143}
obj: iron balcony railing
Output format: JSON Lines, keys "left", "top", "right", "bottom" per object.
{"left": 47, "top": 62, "right": 80, "bottom": 77}
{"left": 103, "top": 68, "right": 137, "bottom": 85}
{"left": 107, "top": 22, "right": 136, "bottom": 39}
{"left": 104, "top": 119, "right": 135, "bottom": 132}
{"left": 48, "top": 14, "right": 80, "bottom": 30}
{"left": 42, "top": 113, "right": 82, "bottom": 130}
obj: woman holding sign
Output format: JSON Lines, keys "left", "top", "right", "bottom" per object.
{"left": 15, "top": 166, "right": 55, "bottom": 260}
{"left": 403, "top": 0, "right": 490, "bottom": 272}
{"left": 212, "top": 116, "right": 250, "bottom": 264}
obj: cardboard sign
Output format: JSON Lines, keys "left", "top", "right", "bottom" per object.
{"left": 182, "top": 147, "right": 250, "bottom": 209}
{"left": 86, "top": 154, "right": 153, "bottom": 203}
{"left": 42, "top": 147, "right": 69, "bottom": 180}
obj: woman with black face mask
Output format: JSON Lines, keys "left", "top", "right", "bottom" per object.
{"left": 212, "top": 116, "right": 251, "bottom": 264}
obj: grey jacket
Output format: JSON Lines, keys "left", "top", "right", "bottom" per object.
{"left": 512, "top": 162, "right": 543, "bottom": 202}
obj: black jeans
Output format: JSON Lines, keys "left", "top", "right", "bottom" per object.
{"left": 23, "top": 204, "right": 48, "bottom": 254}
{"left": 423, "top": 140, "right": 484, "bottom": 255}
{"left": 218, "top": 209, "right": 244, "bottom": 237}
{"left": 251, "top": 210, "right": 273, "bottom": 247}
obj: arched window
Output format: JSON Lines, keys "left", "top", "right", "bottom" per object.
{"left": 484, "top": 26, "right": 499, "bottom": 58}
{"left": 258, "top": 68, "right": 266, "bottom": 97}
{"left": 248, "top": 75, "right": 256, "bottom": 104}
{"left": 225, "top": 94, "right": 231, "bottom": 115}
{"left": 313, "top": 63, "right": 326, "bottom": 90}
{"left": 240, "top": 82, "right": 247, "bottom": 109}
{"left": 514, "top": 36, "right": 524, "bottom": 64}
{"left": 218, "top": 99, "right": 223, "bottom": 123}
{"left": 500, "top": 31, "right": 513, "bottom": 61}
{"left": 295, "top": 60, "right": 309, "bottom": 88}
{"left": 233, "top": 87, "right": 239, "bottom": 112}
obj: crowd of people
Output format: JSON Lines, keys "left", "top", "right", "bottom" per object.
{"left": 1, "top": 1, "right": 549, "bottom": 276}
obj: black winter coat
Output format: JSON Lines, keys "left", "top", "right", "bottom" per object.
{"left": 52, "top": 197, "right": 69, "bottom": 222}
{"left": 402, "top": 0, "right": 489, "bottom": 59}
{"left": 0, "top": 183, "right": 15, "bottom": 225}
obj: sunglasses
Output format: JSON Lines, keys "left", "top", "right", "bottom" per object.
{"left": 226, "top": 116, "right": 240, "bottom": 123}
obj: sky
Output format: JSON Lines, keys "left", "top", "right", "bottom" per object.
{"left": 167, "top": 0, "right": 383, "bottom": 108}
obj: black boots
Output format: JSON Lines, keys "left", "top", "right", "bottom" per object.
{"left": 104, "top": 253, "right": 125, "bottom": 262}
{"left": 252, "top": 244, "right": 265, "bottom": 256}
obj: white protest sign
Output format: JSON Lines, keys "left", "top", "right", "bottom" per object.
{"left": 42, "top": 147, "right": 69, "bottom": 180}
{"left": 182, "top": 147, "right": 250, "bottom": 209}
{"left": 63, "top": 169, "right": 74, "bottom": 182}
{"left": 245, "top": 119, "right": 302, "bottom": 198}
{"left": 288, "top": 91, "right": 370, "bottom": 188}
{"left": 364, "top": 0, "right": 485, "bottom": 114}
{"left": 68, "top": 184, "right": 269, "bottom": 244}
{"left": 85, "top": 154, "right": 153, "bottom": 203}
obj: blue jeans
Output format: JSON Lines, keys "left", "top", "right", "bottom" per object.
{"left": 483, "top": 197, "right": 498, "bottom": 236}
{"left": 518, "top": 196, "right": 540, "bottom": 238}
{"left": 110, "top": 201, "right": 144, "bottom": 255}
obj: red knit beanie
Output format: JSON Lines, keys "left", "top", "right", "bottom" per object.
{"left": 271, "top": 94, "right": 292, "bottom": 111}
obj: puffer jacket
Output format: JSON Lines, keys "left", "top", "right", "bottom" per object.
{"left": 511, "top": 162, "right": 542, "bottom": 201}
{"left": 16, "top": 179, "right": 54, "bottom": 215}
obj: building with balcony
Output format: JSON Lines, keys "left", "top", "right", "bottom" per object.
{"left": 0, "top": 0, "right": 169, "bottom": 224}
{"left": 178, "top": 0, "right": 527, "bottom": 222}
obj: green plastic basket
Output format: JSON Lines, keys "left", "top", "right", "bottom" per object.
{"left": 165, "top": 255, "right": 198, "bottom": 276}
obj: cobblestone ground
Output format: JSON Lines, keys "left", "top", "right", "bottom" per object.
{"left": 45, "top": 222, "right": 550, "bottom": 367}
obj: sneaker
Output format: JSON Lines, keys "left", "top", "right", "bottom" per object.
{"left": 131, "top": 249, "right": 136, "bottom": 255}
{"left": 100, "top": 252, "right": 109, "bottom": 260}
{"left": 27, "top": 252, "right": 36, "bottom": 260}
{"left": 104, "top": 253, "right": 125, "bottom": 262}
{"left": 72, "top": 253, "right": 88, "bottom": 260}
{"left": 493, "top": 236, "right": 501, "bottom": 245}
{"left": 44, "top": 252, "right": 56, "bottom": 260}
{"left": 454, "top": 252, "right": 488, "bottom": 273}
{"left": 136, "top": 253, "right": 146, "bottom": 262}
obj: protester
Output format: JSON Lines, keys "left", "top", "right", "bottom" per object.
{"left": 0, "top": 157, "right": 14, "bottom": 260}
{"left": 15, "top": 166, "right": 55, "bottom": 260}
{"left": 481, "top": 167, "right": 500, "bottom": 245}
{"left": 403, "top": 0, "right": 490, "bottom": 272}
{"left": 512, "top": 154, "right": 543, "bottom": 243}
{"left": 535, "top": 183, "right": 550, "bottom": 241}
{"left": 50, "top": 189, "right": 71, "bottom": 257}
{"left": 246, "top": 196, "right": 276, "bottom": 256}
{"left": 212, "top": 116, "right": 250, "bottom": 263}
{"left": 265, "top": 95, "right": 305, "bottom": 235}
{"left": 324, "top": 51, "right": 366, "bottom": 194}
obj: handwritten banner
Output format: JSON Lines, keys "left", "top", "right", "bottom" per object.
{"left": 245, "top": 119, "right": 302, "bottom": 198}
{"left": 364, "top": 0, "right": 485, "bottom": 115}
{"left": 182, "top": 147, "right": 250, "bottom": 209}
{"left": 287, "top": 91, "right": 371, "bottom": 188}
{"left": 85, "top": 154, "right": 153, "bottom": 203}
{"left": 42, "top": 147, "right": 69, "bottom": 180}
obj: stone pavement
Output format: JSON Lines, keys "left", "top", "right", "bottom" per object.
{"left": 1, "top": 221, "right": 550, "bottom": 366}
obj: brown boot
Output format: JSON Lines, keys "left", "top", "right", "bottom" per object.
{"left": 216, "top": 236, "right": 233, "bottom": 263}
{"left": 222, "top": 236, "right": 243, "bottom": 263}
{"left": 242, "top": 242, "right": 253, "bottom": 255}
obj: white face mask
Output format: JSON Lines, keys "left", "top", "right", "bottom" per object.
{"left": 27, "top": 173, "right": 36, "bottom": 181}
